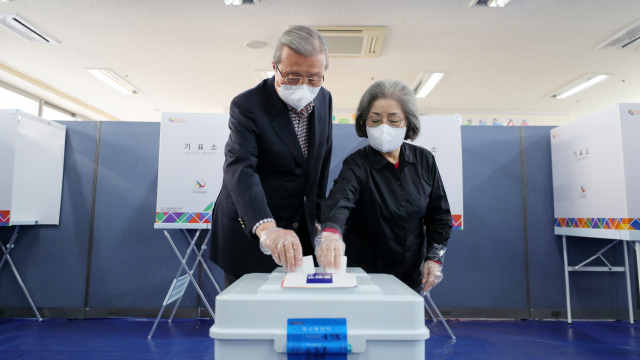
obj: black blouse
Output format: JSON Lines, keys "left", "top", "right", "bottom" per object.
{"left": 321, "top": 143, "right": 452, "bottom": 288}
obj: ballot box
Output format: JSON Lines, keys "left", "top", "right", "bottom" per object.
{"left": 209, "top": 268, "right": 429, "bottom": 360}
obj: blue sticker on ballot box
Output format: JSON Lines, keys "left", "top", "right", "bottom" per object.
{"left": 307, "top": 273, "right": 333, "bottom": 284}
{"left": 287, "top": 318, "right": 348, "bottom": 360}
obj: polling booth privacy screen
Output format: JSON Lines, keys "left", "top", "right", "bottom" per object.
{"left": 155, "top": 113, "right": 231, "bottom": 229}
{"left": 0, "top": 109, "right": 66, "bottom": 226}
{"left": 551, "top": 103, "right": 640, "bottom": 239}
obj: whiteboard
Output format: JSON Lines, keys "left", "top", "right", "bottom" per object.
{"left": 0, "top": 109, "right": 66, "bottom": 226}
{"left": 550, "top": 103, "right": 640, "bottom": 240}
{"left": 155, "top": 113, "right": 230, "bottom": 229}
{"left": 412, "top": 115, "right": 464, "bottom": 230}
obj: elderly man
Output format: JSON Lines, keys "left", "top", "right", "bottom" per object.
{"left": 209, "top": 25, "right": 333, "bottom": 286}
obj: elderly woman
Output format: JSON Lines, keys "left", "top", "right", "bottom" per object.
{"left": 315, "top": 79, "right": 452, "bottom": 294}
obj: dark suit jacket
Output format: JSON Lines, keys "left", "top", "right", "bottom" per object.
{"left": 209, "top": 76, "right": 333, "bottom": 279}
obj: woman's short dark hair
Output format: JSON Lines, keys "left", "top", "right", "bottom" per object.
{"left": 354, "top": 79, "right": 420, "bottom": 141}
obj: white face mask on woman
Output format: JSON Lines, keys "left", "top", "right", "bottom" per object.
{"left": 366, "top": 124, "right": 407, "bottom": 153}
{"left": 276, "top": 81, "right": 321, "bottom": 111}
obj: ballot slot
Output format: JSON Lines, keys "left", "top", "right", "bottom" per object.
{"left": 282, "top": 273, "right": 358, "bottom": 288}
{"left": 258, "top": 268, "right": 382, "bottom": 296}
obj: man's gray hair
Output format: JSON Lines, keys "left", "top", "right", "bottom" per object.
{"left": 355, "top": 79, "right": 421, "bottom": 141}
{"left": 273, "top": 25, "right": 329, "bottom": 70}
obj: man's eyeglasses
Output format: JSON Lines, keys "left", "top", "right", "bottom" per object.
{"left": 275, "top": 64, "right": 324, "bottom": 87}
{"left": 367, "top": 115, "right": 405, "bottom": 128}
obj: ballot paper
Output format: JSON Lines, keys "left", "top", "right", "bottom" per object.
{"left": 292, "top": 255, "right": 316, "bottom": 274}
{"left": 292, "top": 255, "right": 347, "bottom": 274}
{"left": 282, "top": 273, "right": 358, "bottom": 288}
{"left": 321, "top": 256, "right": 347, "bottom": 274}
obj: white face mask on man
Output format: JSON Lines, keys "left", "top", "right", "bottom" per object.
{"left": 366, "top": 124, "right": 407, "bottom": 153}
{"left": 276, "top": 80, "right": 321, "bottom": 111}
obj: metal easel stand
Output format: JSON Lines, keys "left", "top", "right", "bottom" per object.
{"left": 0, "top": 225, "right": 42, "bottom": 321}
{"left": 562, "top": 235, "right": 634, "bottom": 324}
{"left": 422, "top": 291, "right": 455, "bottom": 339}
{"left": 148, "top": 228, "right": 222, "bottom": 338}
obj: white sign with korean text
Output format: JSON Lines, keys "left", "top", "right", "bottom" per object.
{"left": 155, "top": 113, "right": 230, "bottom": 229}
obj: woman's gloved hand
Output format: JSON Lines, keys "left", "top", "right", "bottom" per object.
{"left": 314, "top": 232, "right": 345, "bottom": 271}
{"left": 259, "top": 227, "right": 302, "bottom": 272}
{"left": 421, "top": 260, "right": 443, "bottom": 294}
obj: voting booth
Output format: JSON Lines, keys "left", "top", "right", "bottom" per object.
{"left": 210, "top": 268, "right": 429, "bottom": 360}
{"left": 0, "top": 109, "right": 66, "bottom": 320}
{"left": 550, "top": 103, "right": 640, "bottom": 323}
{"left": 149, "top": 113, "right": 230, "bottom": 337}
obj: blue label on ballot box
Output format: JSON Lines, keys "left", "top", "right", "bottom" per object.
{"left": 287, "top": 318, "right": 348, "bottom": 360}
{"left": 307, "top": 273, "right": 333, "bottom": 284}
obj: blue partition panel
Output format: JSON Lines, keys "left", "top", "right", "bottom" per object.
{"left": 0, "top": 121, "right": 96, "bottom": 308}
{"left": 326, "top": 124, "right": 369, "bottom": 196}
{"left": 431, "top": 126, "right": 529, "bottom": 309}
{"left": 524, "top": 126, "right": 638, "bottom": 312}
{"left": 88, "top": 122, "right": 200, "bottom": 309}
{"left": 2, "top": 121, "right": 635, "bottom": 319}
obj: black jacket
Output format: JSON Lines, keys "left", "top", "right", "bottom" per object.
{"left": 209, "top": 76, "right": 333, "bottom": 279}
{"left": 321, "top": 143, "right": 451, "bottom": 289}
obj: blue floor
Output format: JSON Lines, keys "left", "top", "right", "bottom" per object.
{"left": 0, "top": 318, "right": 639, "bottom": 359}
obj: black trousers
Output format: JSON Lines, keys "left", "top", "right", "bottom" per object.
{"left": 298, "top": 210, "right": 314, "bottom": 258}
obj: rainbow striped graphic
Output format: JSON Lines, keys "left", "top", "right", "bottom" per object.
{"left": 555, "top": 218, "right": 640, "bottom": 231}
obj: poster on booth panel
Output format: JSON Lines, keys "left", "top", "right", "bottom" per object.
{"left": 10, "top": 113, "right": 66, "bottom": 225}
{"left": 412, "top": 115, "right": 464, "bottom": 230}
{"left": 155, "top": 113, "right": 230, "bottom": 229}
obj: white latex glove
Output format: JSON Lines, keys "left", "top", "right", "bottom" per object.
{"left": 314, "top": 232, "right": 345, "bottom": 271}
{"left": 421, "top": 261, "right": 443, "bottom": 294}
{"left": 259, "top": 227, "right": 302, "bottom": 272}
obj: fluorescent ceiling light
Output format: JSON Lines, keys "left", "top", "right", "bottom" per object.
{"left": 224, "top": 0, "right": 258, "bottom": 5}
{"left": 551, "top": 74, "right": 610, "bottom": 99}
{"left": 86, "top": 69, "right": 142, "bottom": 95}
{"left": 487, "top": 0, "right": 511, "bottom": 7}
{"left": 412, "top": 72, "right": 445, "bottom": 98}
{"left": 469, "top": 0, "right": 511, "bottom": 7}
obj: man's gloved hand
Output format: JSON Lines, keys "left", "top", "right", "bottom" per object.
{"left": 259, "top": 227, "right": 302, "bottom": 272}
{"left": 421, "top": 260, "right": 443, "bottom": 294}
{"left": 314, "top": 232, "right": 345, "bottom": 271}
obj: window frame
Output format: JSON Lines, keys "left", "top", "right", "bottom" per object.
{"left": 0, "top": 79, "right": 93, "bottom": 121}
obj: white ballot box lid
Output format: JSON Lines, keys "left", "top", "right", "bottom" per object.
{"left": 209, "top": 267, "right": 429, "bottom": 354}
